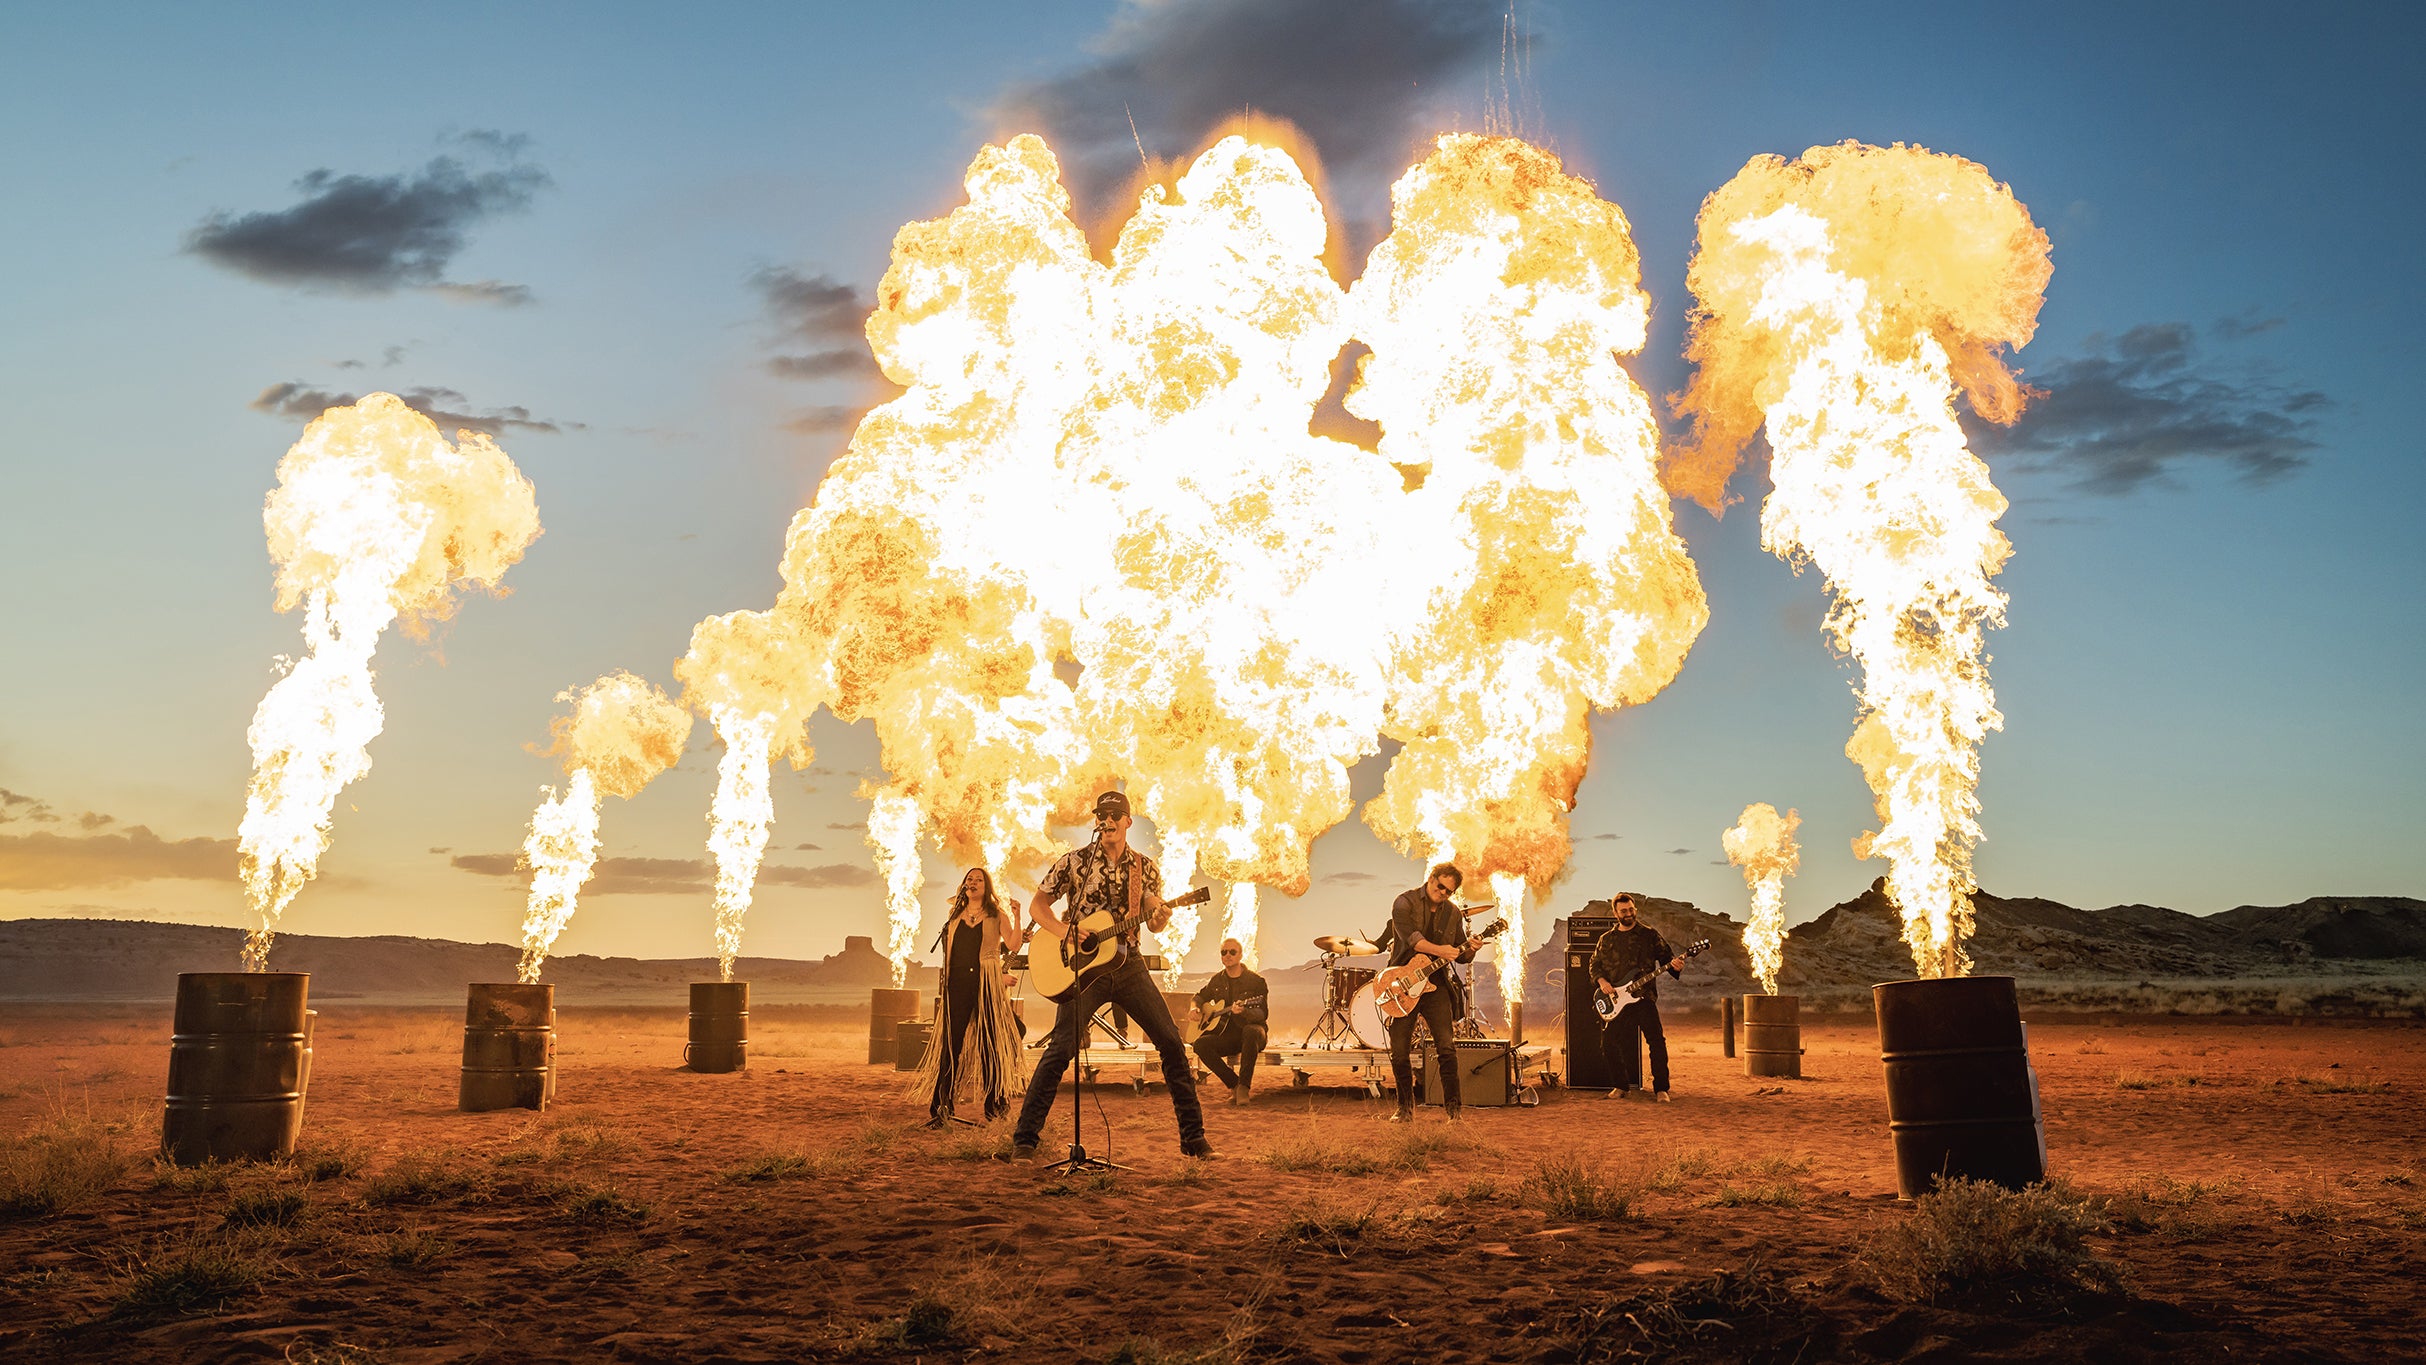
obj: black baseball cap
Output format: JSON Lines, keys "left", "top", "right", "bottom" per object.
{"left": 1093, "top": 790, "right": 1130, "bottom": 820}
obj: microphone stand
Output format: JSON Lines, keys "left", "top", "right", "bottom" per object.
{"left": 1046, "top": 859, "right": 1128, "bottom": 1174}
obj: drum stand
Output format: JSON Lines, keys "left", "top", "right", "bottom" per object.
{"left": 1302, "top": 953, "right": 1373, "bottom": 1050}
{"left": 1450, "top": 962, "right": 1495, "bottom": 1041}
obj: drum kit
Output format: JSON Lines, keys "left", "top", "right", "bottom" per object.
{"left": 1304, "top": 934, "right": 1384, "bottom": 1048}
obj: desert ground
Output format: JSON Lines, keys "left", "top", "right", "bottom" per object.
{"left": 2, "top": 1001, "right": 2420, "bottom": 1363}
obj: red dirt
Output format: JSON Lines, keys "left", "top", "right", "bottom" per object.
{"left": 1, "top": 1004, "right": 2419, "bottom": 1362}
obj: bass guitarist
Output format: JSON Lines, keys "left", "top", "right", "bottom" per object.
{"left": 1590, "top": 891, "right": 1685, "bottom": 1103}
{"left": 1010, "top": 789, "right": 1215, "bottom": 1161}
{"left": 1191, "top": 938, "right": 1268, "bottom": 1105}
{"left": 1384, "top": 864, "right": 1482, "bottom": 1122}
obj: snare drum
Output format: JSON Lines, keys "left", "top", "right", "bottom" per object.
{"left": 1327, "top": 966, "right": 1377, "bottom": 1007}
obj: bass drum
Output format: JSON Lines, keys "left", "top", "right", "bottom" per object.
{"left": 1345, "top": 981, "right": 1399, "bottom": 1047}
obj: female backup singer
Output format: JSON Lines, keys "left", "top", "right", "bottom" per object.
{"left": 908, "top": 867, "right": 1027, "bottom": 1125}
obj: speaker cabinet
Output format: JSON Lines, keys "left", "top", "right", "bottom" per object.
{"left": 1419, "top": 1040, "right": 1517, "bottom": 1107}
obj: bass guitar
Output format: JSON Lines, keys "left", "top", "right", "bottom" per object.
{"left": 1028, "top": 884, "right": 1211, "bottom": 1003}
{"left": 1592, "top": 939, "right": 1713, "bottom": 1019}
{"left": 1373, "top": 917, "right": 1508, "bottom": 1019}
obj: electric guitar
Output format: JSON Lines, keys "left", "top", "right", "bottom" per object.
{"left": 1027, "top": 884, "right": 1212, "bottom": 1003}
{"left": 1592, "top": 939, "right": 1713, "bottom": 1019}
{"left": 1373, "top": 917, "right": 1508, "bottom": 1019}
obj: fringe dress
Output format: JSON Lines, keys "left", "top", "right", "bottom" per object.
{"left": 906, "top": 912, "right": 1027, "bottom": 1116}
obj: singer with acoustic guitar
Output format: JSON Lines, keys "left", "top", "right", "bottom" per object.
{"left": 1010, "top": 789, "right": 1216, "bottom": 1161}
{"left": 1590, "top": 891, "right": 1685, "bottom": 1102}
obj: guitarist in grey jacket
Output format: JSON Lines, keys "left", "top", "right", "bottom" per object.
{"left": 1191, "top": 939, "right": 1268, "bottom": 1104}
{"left": 1010, "top": 789, "right": 1214, "bottom": 1161}
{"left": 1590, "top": 892, "right": 1685, "bottom": 1102}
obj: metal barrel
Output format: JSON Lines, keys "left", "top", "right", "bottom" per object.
{"left": 685, "top": 981, "right": 749, "bottom": 1073}
{"left": 1743, "top": 994, "right": 1803, "bottom": 1078}
{"left": 893, "top": 1018, "right": 932, "bottom": 1071}
{"left": 869, "top": 987, "right": 921, "bottom": 1065}
{"left": 459, "top": 982, "right": 555, "bottom": 1112}
{"left": 162, "top": 972, "right": 312, "bottom": 1165}
{"left": 1874, "top": 976, "right": 2047, "bottom": 1197}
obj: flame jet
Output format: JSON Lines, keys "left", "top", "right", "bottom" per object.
{"left": 515, "top": 671, "right": 692, "bottom": 982}
{"left": 763, "top": 135, "right": 1109, "bottom": 982}
{"left": 236, "top": 394, "right": 540, "bottom": 970}
{"left": 1675, "top": 142, "right": 2050, "bottom": 978}
{"left": 675, "top": 609, "right": 816, "bottom": 981}
{"left": 1070, "top": 136, "right": 1397, "bottom": 969}
{"left": 1722, "top": 802, "right": 1801, "bottom": 996}
{"left": 1350, "top": 136, "right": 1709, "bottom": 1012}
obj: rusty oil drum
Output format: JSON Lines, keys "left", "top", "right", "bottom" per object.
{"left": 162, "top": 972, "right": 312, "bottom": 1164}
{"left": 894, "top": 1018, "right": 933, "bottom": 1072}
{"left": 1742, "top": 994, "right": 1804, "bottom": 1078}
{"left": 686, "top": 981, "right": 748, "bottom": 1073}
{"left": 1874, "top": 975, "right": 2047, "bottom": 1197}
{"left": 868, "top": 986, "right": 920, "bottom": 1065}
{"left": 459, "top": 982, "right": 554, "bottom": 1112}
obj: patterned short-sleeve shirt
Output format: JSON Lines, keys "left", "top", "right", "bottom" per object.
{"left": 1036, "top": 841, "right": 1164, "bottom": 956}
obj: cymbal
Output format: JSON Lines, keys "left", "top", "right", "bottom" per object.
{"left": 1314, "top": 934, "right": 1381, "bottom": 956}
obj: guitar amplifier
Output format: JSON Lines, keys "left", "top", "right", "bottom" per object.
{"left": 1419, "top": 1040, "right": 1518, "bottom": 1107}
{"left": 1565, "top": 916, "right": 1619, "bottom": 1089}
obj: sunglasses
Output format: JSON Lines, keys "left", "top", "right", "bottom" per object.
{"left": 1220, "top": 948, "right": 1241, "bottom": 956}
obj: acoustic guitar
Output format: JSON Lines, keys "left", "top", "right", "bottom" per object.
{"left": 1028, "top": 885, "right": 1211, "bottom": 1003}
{"left": 1373, "top": 918, "right": 1508, "bottom": 1019}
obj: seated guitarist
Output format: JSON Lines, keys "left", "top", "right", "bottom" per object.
{"left": 1191, "top": 938, "right": 1268, "bottom": 1105}
{"left": 1010, "top": 789, "right": 1215, "bottom": 1161}
{"left": 1590, "top": 891, "right": 1686, "bottom": 1103}
{"left": 1385, "top": 863, "right": 1481, "bottom": 1122}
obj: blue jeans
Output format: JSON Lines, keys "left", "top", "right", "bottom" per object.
{"left": 1013, "top": 964, "right": 1206, "bottom": 1148}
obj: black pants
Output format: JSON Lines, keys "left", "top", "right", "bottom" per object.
{"left": 1387, "top": 981, "right": 1463, "bottom": 1114}
{"left": 932, "top": 970, "right": 986, "bottom": 1116}
{"left": 1606, "top": 998, "right": 1669, "bottom": 1092}
{"left": 1193, "top": 1022, "right": 1267, "bottom": 1090}
{"left": 1014, "top": 965, "right": 1206, "bottom": 1148}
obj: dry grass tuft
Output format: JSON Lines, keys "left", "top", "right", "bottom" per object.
{"left": 1545, "top": 1259, "right": 1802, "bottom": 1361}
{"left": 362, "top": 1151, "right": 490, "bottom": 1207}
{"left": 1523, "top": 1155, "right": 1636, "bottom": 1222}
{"left": 1863, "top": 1178, "right": 2119, "bottom": 1302}
{"left": 1263, "top": 1121, "right": 1476, "bottom": 1176}
{"left": 720, "top": 1147, "right": 844, "bottom": 1183}
{"left": 224, "top": 1188, "right": 307, "bottom": 1229}
{"left": 1269, "top": 1196, "right": 1379, "bottom": 1256}
{"left": 1, "top": 1108, "right": 142, "bottom": 1219}
{"left": 112, "top": 1236, "right": 266, "bottom": 1318}
{"left": 379, "top": 1228, "right": 456, "bottom": 1268}
{"left": 2283, "top": 1072, "right": 2393, "bottom": 1095}
{"left": 1709, "top": 1180, "right": 1806, "bottom": 1208}
{"left": 2113, "top": 1069, "right": 2171, "bottom": 1090}
{"left": 549, "top": 1182, "right": 650, "bottom": 1226}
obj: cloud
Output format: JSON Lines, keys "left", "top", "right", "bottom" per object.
{"left": 761, "top": 863, "right": 878, "bottom": 889}
{"left": 826, "top": 821, "right": 866, "bottom": 831}
{"left": 2212, "top": 309, "right": 2285, "bottom": 341}
{"left": 992, "top": 0, "right": 1503, "bottom": 214}
{"left": 1666, "top": 847, "right": 1691, "bottom": 855}
{"left": 0, "top": 825, "right": 240, "bottom": 890}
{"left": 1321, "top": 870, "right": 1378, "bottom": 884}
{"left": 1969, "top": 323, "right": 2327, "bottom": 494}
{"left": 792, "top": 842, "right": 822, "bottom": 851}
{"left": 751, "top": 267, "right": 878, "bottom": 381}
{"left": 426, "top": 280, "right": 534, "bottom": 308}
{"left": 782, "top": 405, "right": 867, "bottom": 435}
{"left": 1588, "top": 833, "right": 1620, "bottom": 841}
{"left": 250, "top": 382, "right": 578, "bottom": 437}
{"left": 449, "top": 852, "right": 873, "bottom": 895}
{"left": 186, "top": 147, "right": 548, "bottom": 298}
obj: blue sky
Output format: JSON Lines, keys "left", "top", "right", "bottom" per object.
{"left": 2, "top": 1, "right": 2419, "bottom": 970}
